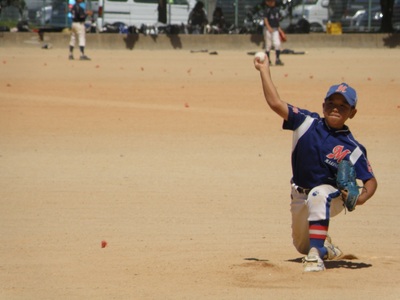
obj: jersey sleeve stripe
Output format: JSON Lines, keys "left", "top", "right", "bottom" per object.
{"left": 292, "top": 115, "right": 314, "bottom": 152}
{"left": 349, "top": 146, "right": 363, "bottom": 164}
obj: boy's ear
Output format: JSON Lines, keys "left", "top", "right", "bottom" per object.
{"left": 349, "top": 108, "right": 357, "bottom": 119}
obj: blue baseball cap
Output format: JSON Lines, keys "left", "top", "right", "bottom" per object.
{"left": 325, "top": 83, "right": 357, "bottom": 107}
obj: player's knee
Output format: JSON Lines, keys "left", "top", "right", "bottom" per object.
{"left": 306, "top": 185, "right": 333, "bottom": 220}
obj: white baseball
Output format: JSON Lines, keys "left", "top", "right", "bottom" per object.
{"left": 255, "top": 51, "right": 266, "bottom": 62}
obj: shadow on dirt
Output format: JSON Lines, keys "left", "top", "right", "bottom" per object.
{"left": 123, "top": 33, "right": 183, "bottom": 50}
{"left": 287, "top": 257, "right": 372, "bottom": 270}
{"left": 382, "top": 33, "right": 400, "bottom": 48}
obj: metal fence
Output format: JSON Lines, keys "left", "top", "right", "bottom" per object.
{"left": 0, "top": 0, "right": 398, "bottom": 32}
{"left": 214, "top": 0, "right": 388, "bottom": 33}
{"left": 0, "top": 0, "right": 97, "bottom": 28}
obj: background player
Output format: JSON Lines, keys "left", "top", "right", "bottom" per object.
{"left": 263, "top": 0, "right": 284, "bottom": 66}
{"left": 69, "top": 0, "right": 92, "bottom": 60}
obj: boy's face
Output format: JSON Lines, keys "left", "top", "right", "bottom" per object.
{"left": 266, "top": 0, "right": 276, "bottom": 7}
{"left": 323, "top": 94, "right": 357, "bottom": 129}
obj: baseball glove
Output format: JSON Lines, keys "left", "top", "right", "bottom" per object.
{"left": 336, "top": 160, "right": 360, "bottom": 212}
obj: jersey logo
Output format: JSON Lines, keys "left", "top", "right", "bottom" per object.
{"left": 326, "top": 145, "right": 351, "bottom": 163}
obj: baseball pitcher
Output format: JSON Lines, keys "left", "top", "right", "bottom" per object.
{"left": 253, "top": 54, "right": 378, "bottom": 272}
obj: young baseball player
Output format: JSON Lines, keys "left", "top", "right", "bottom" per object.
{"left": 263, "top": 0, "right": 284, "bottom": 66}
{"left": 69, "top": 0, "right": 92, "bottom": 60}
{"left": 253, "top": 55, "right": 378, "bottom": 272}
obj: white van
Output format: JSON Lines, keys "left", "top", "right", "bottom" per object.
{"left": 292, "top": 0, "right": 330, "bottom": 32}
{"left": 96, "top": 0, "right": 196, "bottom": 31}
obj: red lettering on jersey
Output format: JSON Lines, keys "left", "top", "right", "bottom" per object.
{"left": 293, "top": 106, "right": 299, "bottom": 114}
{"left": 326, "top": 145, "right": 351, "bottom": 162}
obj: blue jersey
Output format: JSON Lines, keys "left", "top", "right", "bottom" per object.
{"left": 283, "top": 104, "right": 374, "bottom": 189}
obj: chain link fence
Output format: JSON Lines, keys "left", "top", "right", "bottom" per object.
{"left": 0, "top": 0, "right": 398, "bottom": 32}
{"left": 0, "top": 0, "right": 97, "bottom": 30}
{"left": 215, "top": 0, "right": 399, "bottom": 33}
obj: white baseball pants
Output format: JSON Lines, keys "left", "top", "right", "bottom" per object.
{"left": 290, "top": 184, "right": 345, "bottom": 255}
{"left": 70, "top": 22, "right": 86, "bottom": 47}
{"left": 264, "top": 27, "right": 281, "bottom": 51}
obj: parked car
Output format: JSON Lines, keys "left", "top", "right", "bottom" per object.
{"left": 342, "top": 6, "right": 381, "bottom": 32}
{"left": 341, "top": 0, "right": 380, "bottom": 32}
{"left": 291, "top": 0, "right": 330, "bottom": 32}
{"left": 96, "top": 0, "right": 196, "bottom": 32}
{"left": 341, "top": 0, "right": 400, "bottom": 32}
{"left": 342, "top": 0, "right": 380, "bottom": 19}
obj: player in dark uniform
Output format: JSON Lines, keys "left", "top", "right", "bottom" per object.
{"left": 263, "top": 0, "right": 284, "bottom": 66}
{"left": 69, "top": 0, "right": 92, "bottom": 60}
{"left": 253, "top": 53, "right": 378, "bottom": 272}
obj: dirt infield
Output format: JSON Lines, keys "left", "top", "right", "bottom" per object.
{"left": 1, "top": 47, "right": 399, "bottom": 299}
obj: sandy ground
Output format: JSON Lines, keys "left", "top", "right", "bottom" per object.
{"left": 1, "top": 46, "right": 400, "bottom": 299}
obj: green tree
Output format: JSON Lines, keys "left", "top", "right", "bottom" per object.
{"left": 0, "top": 0, "right": 26, "bottom": 15}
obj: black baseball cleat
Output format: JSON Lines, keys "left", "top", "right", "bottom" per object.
{"left": 275, "top": 59, "right": 284, "bottom": 66}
